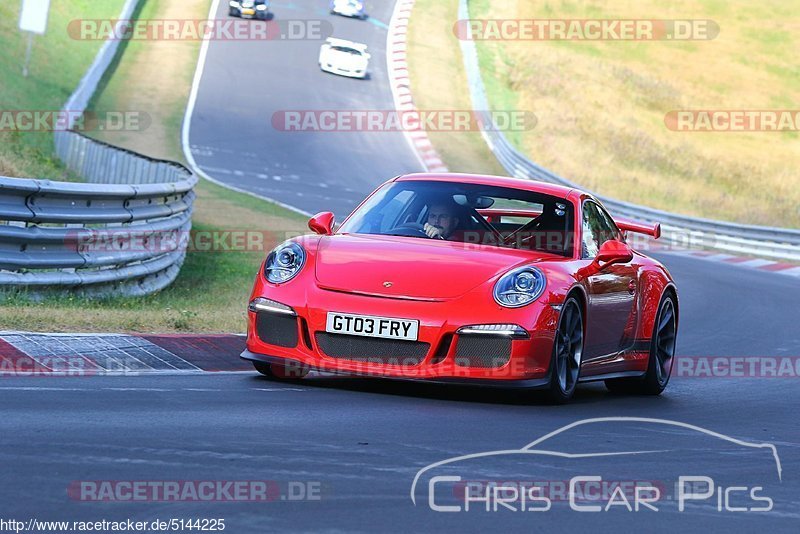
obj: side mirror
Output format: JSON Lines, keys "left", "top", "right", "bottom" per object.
{"left": 594, "top": 239, "right": 633, "bottom": 268}
{"left": 308, "top": 211, "right": 335, "bottom": 235}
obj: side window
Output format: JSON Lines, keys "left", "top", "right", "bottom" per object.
{"left": 582, "top": 201, "right": 620, "bottom": 258}
{"left": 596, "top": 204, "right": 622, "bottom": 243}
{"left": 582, "top": 204, "right": 600, "bottom": 258}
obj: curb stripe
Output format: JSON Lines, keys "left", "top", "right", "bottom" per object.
{"left": 723, "top": 256, "right": 754, "bottom": 264}
{"left": 656, "top": 249, "right": 800, "bottom": 278}
{"left": 141, "top": 335, "right": 249, "bottom": 372}
{"left": 0, "top": 333, "right": 247, "bottom": 375}
{"left": 761, "top": 262, "right": 798, "bottom": 272}
{"left": 386, "top": 0, "right": 449, "bottom": 174}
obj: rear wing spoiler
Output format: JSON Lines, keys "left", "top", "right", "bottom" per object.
{"left": 614, "top": 217, "right": 661, "bottom": 239}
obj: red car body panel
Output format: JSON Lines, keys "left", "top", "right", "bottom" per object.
{"left": 242, "top": 173, "right": 678, "bottom": 386}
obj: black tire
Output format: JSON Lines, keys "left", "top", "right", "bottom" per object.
{"left": 605, "top": 292, "right": 677, "bottom": 395}
{"left": 252, "top": 361, "right": 309, "bottom": 380}
{"left": 546, "top": 296, "right": 584, "bottom": 404}
{"left": 229, "top": 8, "right": 238, "bottom": 17}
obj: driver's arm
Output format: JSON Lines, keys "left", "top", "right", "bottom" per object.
{"left": 423, "top": 223, "right": 444, "bottom": 239}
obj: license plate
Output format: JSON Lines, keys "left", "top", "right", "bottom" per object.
{"left": 326, "top": 312, "right": 419, "bottom": 341}
{"left": 242, "top": 8, "right": 255, "bottom": 15}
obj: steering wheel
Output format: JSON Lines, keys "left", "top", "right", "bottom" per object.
{"left": 387, "top": 222, "right": 430, "bottom": 238}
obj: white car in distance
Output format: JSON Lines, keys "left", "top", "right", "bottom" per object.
{"left": 318, "top": 38, "right": 370, "bottom": 79}
{"left": 330, "top": 0, "right": 368, "bottom": 19}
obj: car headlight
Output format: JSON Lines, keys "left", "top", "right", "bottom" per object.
{"left": 229, "top": 1, "right": 240, "bottom": 6}
{"left": 256, "top": 4, "right": 267, "bottom": 9}
{"left": 493, "top": 266, "right": 546, "bottom": 308}
{"left": 264, "top": 241, "right": 306, "bottom": 284}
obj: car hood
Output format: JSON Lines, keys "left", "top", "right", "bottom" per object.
{"left": 314, "top": 234, "right": 558, "bottom": 300}
{"left": 324, "top": 49, "right": 367, "bottom": 67}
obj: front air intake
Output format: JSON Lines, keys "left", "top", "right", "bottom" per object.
{"left": 453, "top": 335, "right": 512, "bottom": 368}
{"left": 315, "top": 332, "right": 429, "bottom": 366}
{"left": 256, "top": 312, "right": 299, "bottom": 348}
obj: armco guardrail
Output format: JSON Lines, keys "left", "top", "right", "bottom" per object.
{"left": 0, "top": 0, "right": 196, "bottom": 297}
{"left": 457, "top": 0, "right": 800, "bottom": 262}
{"left": 1, "top": 132, "right": 196, "bottom": 297}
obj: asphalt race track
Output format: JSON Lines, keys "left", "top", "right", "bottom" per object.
{"left": 2, "top": 0, "right": 798, "bottom": 532}
{"left": 186, "top": 0, "right": 422, "bottom": 217}
{"left": 2, "top": 251, "right": 799, "bottom": 531}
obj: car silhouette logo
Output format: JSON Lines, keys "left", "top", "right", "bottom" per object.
{"left": 383, "top": 281, "right": 393, "bottom": 287}
{"left": 410, "top": 417, "right": 783, "bottom": 505}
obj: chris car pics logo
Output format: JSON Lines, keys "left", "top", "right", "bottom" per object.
{"left": 410, "top": 417, "right": 781, "bottom": 513}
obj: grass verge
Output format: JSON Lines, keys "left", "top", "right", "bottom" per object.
{"left": 406, "top": 0, "right": 506, "bottom": 176}
{"left": 1, "top": 0, "right": 308, "bottom": 333}
{"left": 409, "top": 0, "right": 800, "bottom": 228}
{"left": 2, "top": 173, "right": 308, "bottom": 334}
{"left": 0, "top": 0, "right": 125, "bottom": 178}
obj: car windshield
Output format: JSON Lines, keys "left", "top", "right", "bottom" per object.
{"left": 331, "top": 46, "right": 363, "bottom": 55}
{"left": 338, "top": 180, "right": 575, "bottom": 256}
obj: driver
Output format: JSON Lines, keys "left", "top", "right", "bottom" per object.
{"left": 423, "top": 201, "right": 461, "bottom": 240}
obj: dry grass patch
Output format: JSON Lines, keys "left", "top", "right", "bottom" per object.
{"left": 89, "top": 0, "right": 208, "bottom": 161}
{"left": 407, "top": 0, "right": 506, "bottom": 175}
{"left": 470, "top": 0, "right": 800, "bottom": 226}
{"left": 2, "top": 0, "right": 309, "bottom": 333}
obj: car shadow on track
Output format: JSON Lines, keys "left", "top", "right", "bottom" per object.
{"left": 248, "top": 373, "right": 666, "bottom": 406}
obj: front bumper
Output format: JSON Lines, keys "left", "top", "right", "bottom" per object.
{"left": 333, "top": 8, "right": 366, "bottom": 18}
{"left": 231, "top": 7, "right": 268, "bottom": 19}
{"left": 245, "top": 271, "right": 560, "bottom": 383}
{"left": 241, "top": 350, "right": 550, "bottom": 388}
{"left": 320, "top": 63, "right": 367, "bottom": 78}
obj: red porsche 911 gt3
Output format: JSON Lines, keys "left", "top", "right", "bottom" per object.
{"left": 241, "top": 173, "right": 678, "bottom": 403}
